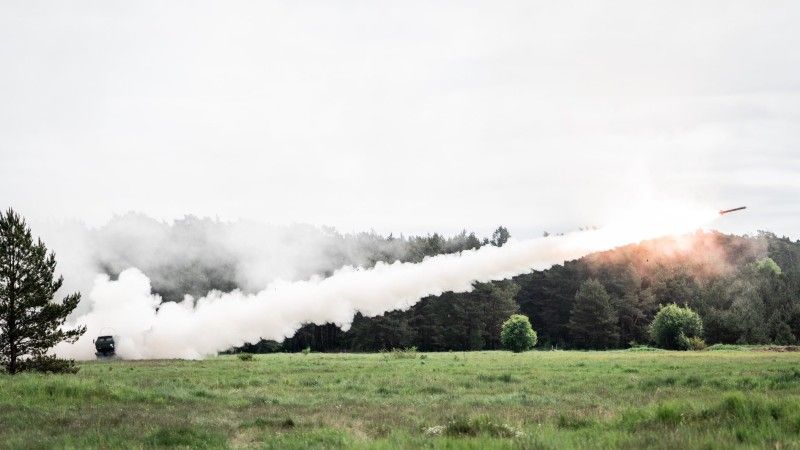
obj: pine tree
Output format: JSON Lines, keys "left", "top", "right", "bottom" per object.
{"left": 490, "top": 226, "right": 510, "bottom": 247}
{"left": 472, "top": 281, "right": 519, "bottom": 349}
{"left": 0, "top": 208, "right": 85, "bottom": 374}
{"left": 568, "top": 279, "right": 619, "bottom": 349}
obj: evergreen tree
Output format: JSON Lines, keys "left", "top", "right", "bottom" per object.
{"left": 472, "top": 281, "right": 520, "bottom": 349}
{"left": 347, "top": 312, "right": 413, "bottom": 351}
{"left": 515, "top": 261, "right": 586, "bottom": 347}
{"left": 0, "top": 209, "right": 85, "bottom": 374}
{"left": 568, "top": 279, "right": 619, "bottom": 349}
{"left": 490, "top": 226, "right": 510, "bottom": 247}
{"left": 409, "top": 296, "right": 448, "bottom": 351}
{"left": 464, "top": 232, "right": 482, "bottom": 250}
{"left": 768, "top": 314, "right": 797, "bottom": 345}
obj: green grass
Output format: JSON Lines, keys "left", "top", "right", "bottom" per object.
{"left": 2, "top": 350, "right": 800, "bottom": 448}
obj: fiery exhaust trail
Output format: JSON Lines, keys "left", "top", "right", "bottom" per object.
{"left": 55, "top": 204, "right": 720, "bottom": 360}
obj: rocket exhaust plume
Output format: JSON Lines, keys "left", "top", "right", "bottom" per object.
{"left": 54, "top": 204, "right": 719, "bottom": 360}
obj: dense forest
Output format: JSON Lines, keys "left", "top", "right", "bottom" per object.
{"left": 248, "top": 229, "right": 800, "bottom": 352}
{"left": 87, "top": 215, "right": 800, "bottom": 352}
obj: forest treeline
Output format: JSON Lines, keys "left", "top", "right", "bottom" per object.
{"left": 246, "top": 229, "right": 800, "bottom": 352}
{"left": 88, "top": 215, "right": 800, "bottom": 351}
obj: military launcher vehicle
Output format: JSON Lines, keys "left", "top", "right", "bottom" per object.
{"left": 94, "top": 335, "right": 116, "bottom": 358}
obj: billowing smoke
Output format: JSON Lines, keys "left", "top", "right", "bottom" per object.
{"left": 52, "top": 205, "right": 719, "bottom": 359}
{"left": 35, "top": 213, "right": 414, "bottom": 315}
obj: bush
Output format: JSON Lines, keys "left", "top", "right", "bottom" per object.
{"left": 706, "top": 343, "right": 748, "bottom": 351}
{"left": 16, "top": 355, "right": 79, "bottom": 374}
{"left": 500, "top": 314, "right": 537, "bottom": 352}
{"left": 649, "top": 304, "right": 703, "bottom": 350}
{"left": 687, "top": 336, "right": 707, "bottom": 351}
{"left": 387, "top": 347, "right": 417, "bottom": 359}
{"left": 301, "top": 347, "right": 311, "bottom": 355}
{"left": 237, "top": 353, "right": 254, "bottom": 361}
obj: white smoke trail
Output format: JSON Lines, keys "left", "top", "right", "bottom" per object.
{"left": 55, "top": 205, "right": 719, "bottom": 359}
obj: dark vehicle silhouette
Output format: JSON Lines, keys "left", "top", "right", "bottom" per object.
{"left": 94, "top": 335, "right": 116, "bottom": 358}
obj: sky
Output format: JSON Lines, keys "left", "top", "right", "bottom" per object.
{"left": 1, "top": 1, "right": 798, "bottom": 239}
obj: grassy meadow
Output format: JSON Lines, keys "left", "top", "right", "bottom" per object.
{"left": 2, "top": 349, "right": 800, "bottom": 449}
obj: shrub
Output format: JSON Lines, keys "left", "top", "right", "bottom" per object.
{"left": 16, "top": 355, "right": 79, "bottom": 374}
{"left": 237, "top": 353, "right": 254, "bottom": 361}
{"left": 653, "top": 403, "right": 685, "bottom": 425}
{"left": 649, "top": 304, "right": 703, "bottom": 350}
{"left": 301, "top": 347, "right": 311, "bottom": 355}
{"left": 706, "top": 344, "right": 747, "bottom": 351}
{"left": 500, "top": 314, "right": 537, "bottom": 352}
{"left": 687, "top": 336, "right": 707, "bottom": 351}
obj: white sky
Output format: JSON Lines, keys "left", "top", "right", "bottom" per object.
{"left": 1, "top": 1, "right": 799, "bottom": 238}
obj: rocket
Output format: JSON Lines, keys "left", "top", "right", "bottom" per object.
{"left": 719, "top": 206, "right": 746, "bottom": 215}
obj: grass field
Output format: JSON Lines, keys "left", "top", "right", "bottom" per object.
{"left": 2, "top": 349, "right": 800, "bottom": 449}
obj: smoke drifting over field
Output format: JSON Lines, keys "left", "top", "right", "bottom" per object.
{"left": 47, "top": 205, "right": 719, "bottom": 359}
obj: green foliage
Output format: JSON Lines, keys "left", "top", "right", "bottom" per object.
{"left": 15, "top": 354, "right": 79, "bottom": 374}
{"left": 347, "top": 311, "right": 414, "bottom": 352}
{"left": 388, "top": 346, "right": 418, "bottom": 359}
{"left": 500, "top": 314, "right": 537, "bottom": 352}
{"left": 625, "top": 346, "right": 664, "bottom": 352}
{"left": 145, "top": 426, "right": 226, "bottom": 448}
{"left": 1, "top": 352, "right": 800, "bottom": 448}
{"left": 514, "top": 231, "right": 800, "bottom": 350}
{"left": 186, "top": 229, "right": 800, "bottom": 353}
{"left": 390, "top": 280, "right": 519, "bottom": 353}
{"left": 489, "top": 227, "right": 510, "bottom": 247}
{"left": 273, "top": 230, "right": 517, "bottom": 354}
{"left": 569, "top": 280, "right": 619, "bottom": 349}
{"left": 649, "top": 304, "right": 703, "bottom": 350}
{"left": 237, "top": 353, "right": 254, "bottom": 361}
{"left": 0, "top": 208, "right": 85, "bottom": 374}
{"left": 476, "top": 372, "right": 518, "bottom": 383}
{"left": 235, "top": 339, "right": 281, "bottom": 354}
{"left": 706, "top": 344, "right": 749, "bottom": 351}
{"left": 687, "top": 336, "right": 707, "bottom": 351}
{"left": 755, "top": 257, "right": 782, "bottom": 275}
{"left": 771, "top": 319, "right": 798, "bottom": 345}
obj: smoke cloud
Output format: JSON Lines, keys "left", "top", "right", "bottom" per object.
{"left": 53, "top": 205, "right": 719, "bottom": 359}
{"left": 35, "top": 213, "right": 414, "bottom": 316}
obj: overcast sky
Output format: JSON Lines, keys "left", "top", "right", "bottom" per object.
{"left": 1, "top": 1, "right": 798, "bottom": 239}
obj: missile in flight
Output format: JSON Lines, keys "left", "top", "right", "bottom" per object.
{"left": 719, "top": 206, "right": 747, "bottom": 215}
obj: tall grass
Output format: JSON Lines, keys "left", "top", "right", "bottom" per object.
{"left": 1, "top": 350, "right": 799, "bottom": 448}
